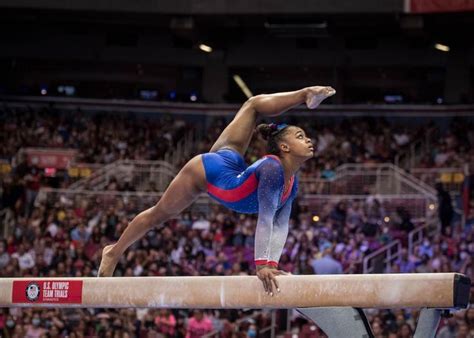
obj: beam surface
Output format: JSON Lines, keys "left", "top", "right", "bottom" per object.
{"left": 0, "top": 273, "right": 470, "bottom": 309}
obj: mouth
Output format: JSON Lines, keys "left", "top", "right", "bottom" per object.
{"left": 308, "top": 146, "right": 314, "bottom": 152}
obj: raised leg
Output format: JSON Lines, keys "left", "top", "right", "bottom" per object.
{"left": 98, "top": 155, "right": 207, "bottom": 277}
{"left": 210, "top": 86, "right": 335, "bottom": 156}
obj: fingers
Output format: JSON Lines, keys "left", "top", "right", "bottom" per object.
{"left": 266, "top": 274, "right": 273, "bottom": 295}
{"left": 271, "top": 274, "right": 280, "bottom": 293}
{"left": 258, "top": 269, "right": 286, "bottom": 296}
{"left": 259, "top": 273, "right": 271, "bottom": 294}
{"left": 259, "top": 273, "right": 274, "bottom": 295}
{"left": 262, "top": 277, "right": 269, "bottom": 294}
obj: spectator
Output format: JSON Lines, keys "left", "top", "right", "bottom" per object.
{"left": 155, "top": 309, "right": 177, "bottom": 336}
{"left": 24, "top": 313, "right": 46, "bottom": 338}
{"left": 435, "top": 183, "right": 454, "bottom": 235}
{"left": 310, "top": 247, "right": 343, "bottom": 274}
{"left": 70, "top": 224, "right": 91, "bottom": 244}
{"left": 11, "top": 244, "right": 35, "bottom": 271}
{"left": 437, "top": 316, "right": 458, "bottom": 338}
{"left": 397, "top": 323, "right": 413, "bottom": 338}
{"left": 24, "top": 166, "right": 41, "bottom": 217}
{"left": 394, "top": 207, "right": 414, "bottom": 233}
{"left": 186, "top": 310, "right": 213, "bottom": 338}
{"left": 0, "top": 241, "right": 10, "bottom": 270}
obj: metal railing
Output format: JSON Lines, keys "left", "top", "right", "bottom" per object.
{"left": 300, "top": 163, "right": 437, "bottom": 198}
{"left": 410, "top": 167, "right": 465, "bottom": 192}
{"left": 66, "top": 162, "right": 103, "bottom": 182}
{"left": 394, "top": 128, "right": 434, "bottom": 170}
{"left": 35, "top": 188, "right": 211, "bottom": 214}
{"left": 337, "top": 163, "right": 436, "bottom": 196}
{"left": 301, "top": 194, "right": 434, "bottom": 221}
{"left": 408, "top": 218, "right": 441, "bottom": 257}
{"left": 363, "top": 240, "right": 402, "bottom": 274}
{"left": 164, "top": 129, "right": 198, "bottom": 166}
{"left": 69, "top": 160, "right": 177, "bottom": 191}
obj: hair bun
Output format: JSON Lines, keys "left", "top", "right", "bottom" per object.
{"left": 256, "top": 124, "right": 273, "bottom": 140}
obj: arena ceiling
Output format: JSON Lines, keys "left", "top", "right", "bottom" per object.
{"left": 0, "top": 0, "right": 403, "bottom": 14}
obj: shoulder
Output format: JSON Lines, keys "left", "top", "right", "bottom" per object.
{"left": 255, "top": 159, "right": 284, "bottom": 187}
{"left": 256, "top": 157, "right": 283, "bottom": 174}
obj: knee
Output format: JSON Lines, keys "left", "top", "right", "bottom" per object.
{"left": 245, "top": 95, "right": 262, "bottom": 109}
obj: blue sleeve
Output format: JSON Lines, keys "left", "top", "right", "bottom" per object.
{"left": 254, "top": 159, "right": 284, "bottom": 264}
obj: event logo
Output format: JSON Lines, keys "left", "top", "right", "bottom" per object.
{"left": 12, "top": 280, "right": 83, "bottom": 304}
{"left": 25, "top": 282, "right": 41, "bottom": 301}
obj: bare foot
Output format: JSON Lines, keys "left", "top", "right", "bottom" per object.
{"left": 305, "top": 86, "right": 336, "bottom": 109}
{"left": 97, "top": 244, "right": 118, "bottom": 277}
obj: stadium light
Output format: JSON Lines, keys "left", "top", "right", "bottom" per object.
{"left": 233, "top": 75, "right": 253, "bottom": 99}
{"left": 434, "top": 43, "right": 450, "bottom": 52}
{"left": 199, "top": 44, "right": 213, "bottom": 53}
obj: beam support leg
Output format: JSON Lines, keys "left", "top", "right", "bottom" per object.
{"left": 296, "top": 307, "right": 374, "bottom": 338}
{"left": 413, "top": 308, "right": 442, "bottom": 338}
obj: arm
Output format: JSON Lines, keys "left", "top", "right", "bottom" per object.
{"left": 254, "top": 160, "right": 283, "bottom": 266}
{"left": 254, "top": 160, "right": 288, "bottom": 294}
{"left": 266, "top": 199, "right": 292, "bottom": 267}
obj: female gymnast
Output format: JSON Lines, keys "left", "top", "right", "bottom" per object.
{"left": 98, "top": 85, "right": 335, "bottom": 294}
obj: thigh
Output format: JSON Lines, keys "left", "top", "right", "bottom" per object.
{"left": 153, "top": 155, "right": 207, "bottom": 218}
{"left": 209, "top": 99, "right": 257, "bottom": 157}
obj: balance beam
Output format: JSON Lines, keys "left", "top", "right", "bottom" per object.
{"left": 0, "top": 273, "right": 470, "bottom": 309}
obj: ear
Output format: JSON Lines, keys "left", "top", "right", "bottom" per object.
{"left": 279, "top": 142, "right": 290, "bottom": 153}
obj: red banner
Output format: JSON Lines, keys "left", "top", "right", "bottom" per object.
{"left": 22, "top": 148, "right": 77, "bottom": 169}
{"left": 407, "top": 0, "right": 474, "bottom": 13}
{"left": 12, "top": 280, "right": 83, "bottom": 304}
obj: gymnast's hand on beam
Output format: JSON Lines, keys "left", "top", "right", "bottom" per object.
{"left": 256, "top": 266, "right": 286, "bottom": 296}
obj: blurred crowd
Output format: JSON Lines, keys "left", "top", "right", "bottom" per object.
{"left": 0, "top": 107, "right": 192, "bottom": 164}
{"left": 195, "top": 116, "right": 474, "bottom": 178}
{"left": 2, "top": 106, "right": 474, "bottom": 175}
{"left": 0, "top": 188, "right": 472, "bottom": 337}
{"left": 0, "top": 104, "right": 473, "bottom": 337}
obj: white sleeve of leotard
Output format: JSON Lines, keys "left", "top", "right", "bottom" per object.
{"left": 267, "top": 199, "right": 292, "bottom": 266}
{"left": 254, "top": 159, "right": 284, "bottom": 266}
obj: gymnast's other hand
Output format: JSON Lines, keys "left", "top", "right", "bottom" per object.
{"left": 256, "top": 266, "right": 285, "bottom": 296}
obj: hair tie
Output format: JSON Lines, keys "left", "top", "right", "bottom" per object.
{"left": 269, "top": 123, "right": 288, "bottom": 136}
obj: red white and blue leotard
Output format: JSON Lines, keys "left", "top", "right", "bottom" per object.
{"left": 202, "top": 148, "right": 298, "bottom": 267}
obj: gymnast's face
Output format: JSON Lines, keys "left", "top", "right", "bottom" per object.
{"left": 279, "top": 127, "right": 314, "bottom": 159}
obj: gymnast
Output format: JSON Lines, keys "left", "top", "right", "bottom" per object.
{"left": 98, "top": 86, "right": 335, "bottom": 294}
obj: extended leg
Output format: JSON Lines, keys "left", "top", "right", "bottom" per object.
{"left": 210, "top": 86, "right": 335, "bottom": 156}
{"left": 98, "top": 155, "right": 206, "bottom": 277}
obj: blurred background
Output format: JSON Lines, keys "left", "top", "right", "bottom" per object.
{"left": 0, "top": 1, "right": 473, "bottom": 337}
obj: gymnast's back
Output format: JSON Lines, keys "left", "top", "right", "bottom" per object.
{"left": 201, "top": 148, "right": 297, "bottom": 214}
